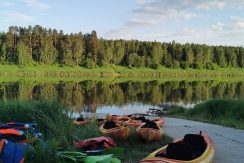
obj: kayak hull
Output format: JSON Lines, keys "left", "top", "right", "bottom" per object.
{"left": 141, "top": 132, "right": 215, "bottom": 163}
{"left": 126, "top": 119, "right": 145, "bottom": 128}
{"left": 99, "top": 124, "right": 130, "bottom": 141}
{"left": 73, "top": 120, "right": 90, "bottom": 125}
{"left": 152, "top": 118, "right": 165, "bottom": 127}
{"left": 136, "top": 125, "right": 163, "bottom": 142}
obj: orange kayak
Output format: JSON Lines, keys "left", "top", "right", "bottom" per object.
{"left": 141, "top": 132, "right": 215, "bottom": 163}
{"left": 99, "top": 121, "right": 130, "bottom": 141}
{"left": 116, "top": 117, "right": 130, "bottom": 126}
{"left": 73, "top": 120, "right": 91, "bottom": 125}
{"left": 136, "top": 121, "right": 163, "bottom": 142}
{"left": 106, "top": 115, "right": 131, "bottom": 126}
{"left": 96, "top": 119, "right": 106, "bottom": 125}
{"left": 126, "top": 116, "right": 148, "bottom": 128}
{"left": 152, "top": 117, "right": 165, "bottom": 127}
{"left": 106, "top": 115, "right": 118, "bottom": 121}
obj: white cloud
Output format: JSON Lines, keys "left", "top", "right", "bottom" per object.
{"left": 211, "top": 22, "right": 225, "bottom": 31}
{"left": 172, "top": 28, "right": 199, "bottom": 37}
{"left": 196, "top": 1, "right": 226, "bottom": 10}
{"left": 24, "top": 0, "right": 50, "bottom": 10}
{"left": 126, "top": 18, "right": 158, "bottom": 26}
{"left": 104, "top": 27, "right": 135, "bottom": 40}
{"left": 8, "top": 12, "right": 33, "bottom": 21}
{"left": 231, "top": 16, "right": 244, "bottom": 28}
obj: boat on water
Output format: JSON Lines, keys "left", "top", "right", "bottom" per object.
{"left": 141, "top": 132, "right": 215, "bottom": 163}
{"left": 136, "top": 121, "right": 163, "bottom": 142}
{"left": 99, "top": 121, "right": 130, "bottom": 141}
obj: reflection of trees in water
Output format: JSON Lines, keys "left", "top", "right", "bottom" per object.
{"left": 0, "top": 80, "right": 243, "bottom": 112}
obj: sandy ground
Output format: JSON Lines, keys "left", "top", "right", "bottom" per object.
{"left": 164, "top": 117, "right": 244, "bottom": 163}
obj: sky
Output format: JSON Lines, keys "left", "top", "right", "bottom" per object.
{"left": 0, "top": 0, "right": 244, "bottom": 46}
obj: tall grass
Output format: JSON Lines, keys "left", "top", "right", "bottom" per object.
{"left": 0, "top": 100, "right": 77, "bottom": 162}
{"left": 166, "top": 99, "right": 244, "bottom": 129}
{"left": 0, "top": 101, "right": 74, "bottom": 146}
{"left": 0, "top": 100, "right": 172, "bottom": 162}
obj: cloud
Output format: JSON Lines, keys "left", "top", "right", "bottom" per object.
{"left": 126, "top": 18, "right": 158, "bottom": 26}
{"left": 24, "top": 0, "right": 50, "bottom": 10}
{"left": 231, "top": 16, "right": 244, "bottom": 28}
{"left": 104, "top": 27, "right": 135, "bottom": 40}
{"left": 130, "top": 0, "right": 244, "bottom": 27}
{"left": 172, "top": 28, "right": 199, "bottom": 37}
{"left": 196, "top": 1, "right": 226, "bottom": 10}
{"left": 7, "top": 12, "right": 34, "bottom": 21}
{"left": 211, "top": 22, "right": 225, "bottom": 31}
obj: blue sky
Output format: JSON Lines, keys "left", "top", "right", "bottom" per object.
{"left": 0, "top": 0, "right": 244, "bottom": 46}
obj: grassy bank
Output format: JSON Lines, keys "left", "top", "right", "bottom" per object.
{"left": 0, "top": 100, "right": 172, "bottom": 162}
{"left": 165, "top": 99, "right": 244, "bottom": 129}
{"left": 0, "top": 64, "right": 243, "bottom": 78}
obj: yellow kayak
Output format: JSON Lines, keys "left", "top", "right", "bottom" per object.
{"left": 141, "top": 132, "right": 215, "bottom": 163}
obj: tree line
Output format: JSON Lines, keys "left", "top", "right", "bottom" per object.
{"left": 0, "top": 80, "right": 243, "bottom": 112}
{"left": 0, "top": 25, "right": 244, "bottom": 69}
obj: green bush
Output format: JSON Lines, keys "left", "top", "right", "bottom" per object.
{"left": 150, "top": 63, "right": 159, "bottom": 69}
{"left": 83, "top": 58, "right": 96, "bottom": 69}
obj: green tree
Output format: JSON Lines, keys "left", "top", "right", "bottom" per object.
{"left": 71, "top": 33, "right": 84, "bottom": 66}
{"left": 16, "top": 42, "right": 32, "bottom": 65}
{"left": 214, "top": 47, "right": 226, "bottom": 68}
{"left": 59, "top": 35, "right": 73, "bottom": 66}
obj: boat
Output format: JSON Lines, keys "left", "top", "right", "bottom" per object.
{"left": 141, "top": 132, "right": 215, "bottom": 163}
{"left": 116, "top": 116, "right": 130, "bottom": 126}
{"left": 96, "top": 118, "right": 106, "bottom": 125}
{"left": 73, "top": 136, "right": 117, "bottom": 154}
{"left": 126, "top": 116, "right": 148, "bottom": 128}
{"left": 106, "top": 115, "right": 130, "bottom": 125}
{"left": 152, "top": 117, "right": 165, "bottom": 127}
{"left": 136, "top": 121, "right": 163, "bottom": 142}
{"left": 106, "top": 115, "right": 118, "bottom": 121}
{"left": 99, "top": 121, "right": 130, "bottom": 140}
{"left": 73, "top": 117, "right": 90, "bottom": 125}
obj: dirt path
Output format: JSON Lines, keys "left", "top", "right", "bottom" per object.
{"left": 164, "top": 117, "right": 244, "bottom": 163}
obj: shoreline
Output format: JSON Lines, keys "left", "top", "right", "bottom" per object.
{"left": 0, "top": 64, "right": 243, "bottom": 78}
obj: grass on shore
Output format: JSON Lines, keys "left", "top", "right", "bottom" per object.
{"left": 0, "top": 64, "right": 243, "bottom": 78}
{"left": 0, "top": 100, "right": 172, "bottom": 162}
{"left": 165, "top": 99, "right": 244, "bottom": 129}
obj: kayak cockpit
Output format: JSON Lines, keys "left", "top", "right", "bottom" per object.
{"left": 156, "top": 134, "right": 207, "bottom": 161}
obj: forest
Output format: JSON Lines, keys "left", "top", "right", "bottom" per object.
{"left": 0, "top": 25, "right": 244, "bottom": 69}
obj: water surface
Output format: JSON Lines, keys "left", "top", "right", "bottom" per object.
{"left": 0, "top": 79, "right": 243, "bottom": 115}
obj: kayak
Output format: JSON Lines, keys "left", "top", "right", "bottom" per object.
{"left": 141, "top": 132, "right": 215, "bottom": 163}
{"left": 126, "top": 116, "right": 148, "bottom": 128}
{"left": 152, "top": 117, "right": 165, "bottom": 127}
{"left": 106, "top": 115, "right": 130, "bottom": 126}
{"left": 116, "top": 117, "right": 130, "bottom": 126}
{"left": 136, "top": 121, "right": 163, "bottom": 142}
{"left": 106, "top": 115, "right": 118, "bottom": 122}
{"left": 96, "top": 119, "right": 106, "bottom": 125}
{"left": 99, "top": 121, "right": 130, "bottom": 141}
{"left": 73, "top": 136, "right": 117, "bottom": 154}
{"left": 73, "top": 117, "right": 90, "bottom": 125}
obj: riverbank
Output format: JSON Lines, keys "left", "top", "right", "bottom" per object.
{"left": 0, "top": 100, "right": 172, "bottom": 162}
{"left": 165, "top": 99, "right": 244, "bottom": 129}
{"left": 0, "top": 64, "right": 243, "bottom": 78}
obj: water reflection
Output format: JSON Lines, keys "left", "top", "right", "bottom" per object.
{"left": 0, "top": 80, "right": 243, "bottom": 114}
